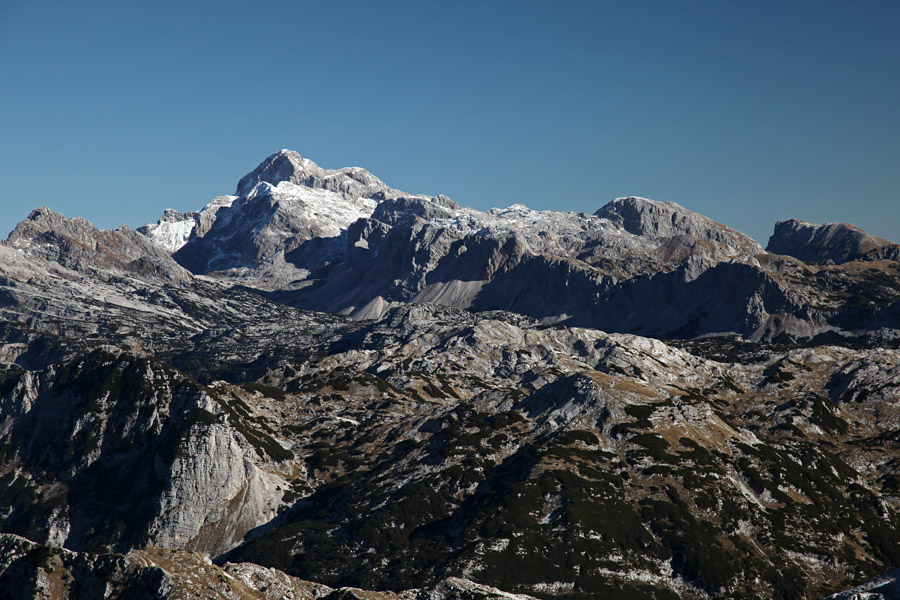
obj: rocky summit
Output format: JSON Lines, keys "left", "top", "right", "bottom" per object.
{"left": 1, "top": 151, "right": 899, "bottom": 600}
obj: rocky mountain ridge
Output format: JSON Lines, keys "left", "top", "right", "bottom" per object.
{"left": 767, "top": 219, "right": 900, "bottom": 265}
{"left": 137, "top": 151, "right": 900, "bottom": 343}
{"left": 2, "top": 150, "right": 899, "bottom": 599}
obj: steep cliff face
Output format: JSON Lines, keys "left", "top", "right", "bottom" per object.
{"left": 595, "top": 196, "right": 763, "bottom": 257}
{"left": 0, "top": 352, "right": 291, "bottom": 556}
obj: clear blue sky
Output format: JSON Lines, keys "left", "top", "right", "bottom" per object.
{"left": 2, "top": 0, "right": 899, "bottom": 246}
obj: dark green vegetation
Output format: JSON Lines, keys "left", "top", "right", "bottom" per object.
{"left": 222, "top": 359, "right": 900, "bottom": 600}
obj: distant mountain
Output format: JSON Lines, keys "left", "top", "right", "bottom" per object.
{"left": 767, "top": 218, "right": 900, "bottom": 265}
{"left": 9, "top": 206, "right": 189, "bottom": 282}
{"left": 157, "top": 150, "right": 407, "bottom": 285}
{"left": 136, "top": 151, "right": 900, "bottom": 343}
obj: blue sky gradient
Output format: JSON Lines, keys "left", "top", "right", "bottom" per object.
{"left": 2, "top": 0, "right": 899, "bottom": 245}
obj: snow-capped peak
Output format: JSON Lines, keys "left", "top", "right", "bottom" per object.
{"left": 138, "top": 195, "right": 236, "bottom": 253}
{"left": 235, "top": 149, "right": 393, "bottom": 200}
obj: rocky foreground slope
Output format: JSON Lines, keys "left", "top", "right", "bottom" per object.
{"left": 1, "top": 151, "right": 900, "bottom": 599}
{"left": 0, "top": 533, "right": 535, "bottom": 600}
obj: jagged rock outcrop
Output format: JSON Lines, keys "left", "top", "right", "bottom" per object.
{"left": 7, "top": 207, "right": 190, "bottom": 283}
{"left": 235, "top": 149, "right": 399, "bottom": 200}
{"left": 767, "top": 218, "right": 900, "bottom": 264}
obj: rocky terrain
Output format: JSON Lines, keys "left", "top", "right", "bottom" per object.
{"left": 0, "top": 533, "right": 535, "bottom": 600}
{"left": 1, "top": 150, "right": 899, "bottom": 599}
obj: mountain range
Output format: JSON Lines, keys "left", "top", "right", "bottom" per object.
{"left": 1, "top": 150, "right": 899, "bottom": 599}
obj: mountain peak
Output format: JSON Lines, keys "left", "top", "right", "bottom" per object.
{"left": 235, "top": 150, "right": 321, "bottom": 197}
{"left": 595, "top": 196, "right": 763, "bottom": 255}
{"left": 595, "top": 196, "right": 696, "bottom": 236}
{"left": 5, "top": 206, "right": 190, "bottom": 281}
{"left": 235, "top": 149, "right": 394, "bottom": 200}
{"left": 9, "top": 206, "right": 94, "bottom": 244}
{"left": 767, "top": 218, "right": 899, "bottom": 264}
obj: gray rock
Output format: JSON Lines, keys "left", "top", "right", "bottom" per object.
{"left": 824, "top": 568, "right": 900, "bottom": 599}
{"left": 596, "top": 195, "right": 763, "bottom": 257}
{"left": 767, "top": 218, "right": 900, "bottom": 264}
{"left": 169, "top": 151, "right": 411, "bottom": 283}
{"left": 235, "top": 149, "right": 400, "bottom": 200}
{"left": 0, "top": 351, "right": 289, "bottom": 556}
{"left": 8, "top": 207, "right": 190, "bottom": 283}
